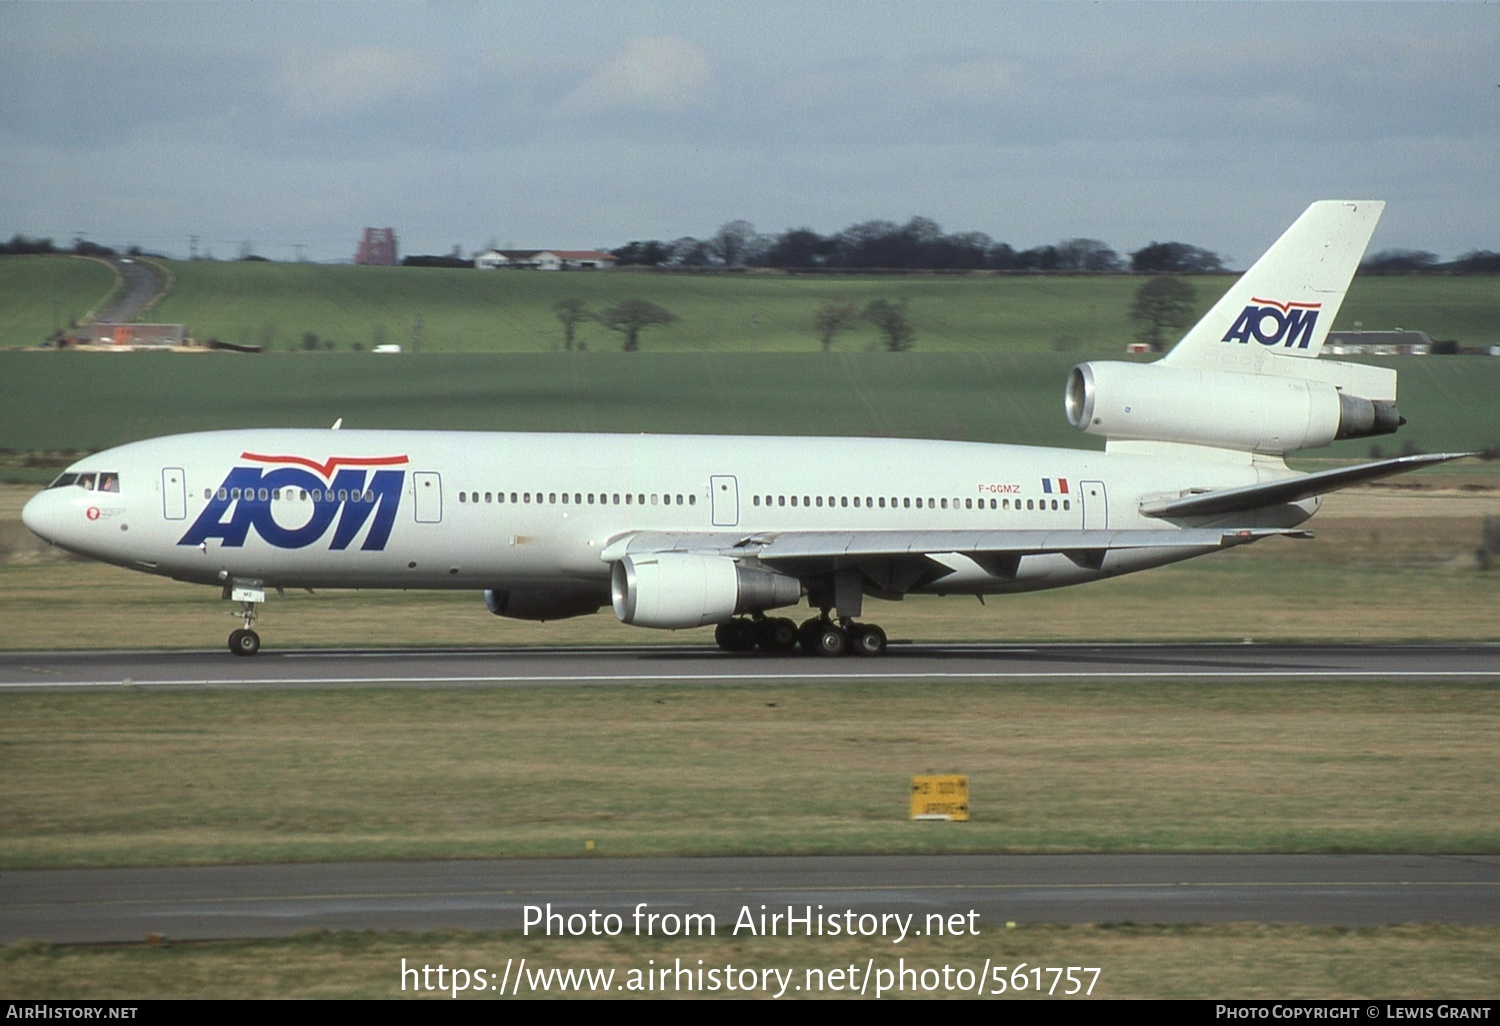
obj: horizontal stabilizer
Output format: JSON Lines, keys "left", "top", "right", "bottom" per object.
{"left": 1139, "top": 452, "right": 1471, "bottom": 519}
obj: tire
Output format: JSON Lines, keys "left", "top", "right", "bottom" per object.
{"left": 850, "top": 624, "right": 888, "bottom": 657}
{"left": 815, "top": 624, "right": 849, "bottom": 657}
{"left": 229, "top": 628, "right": 261, "bottom": 657}
{"left": 798, "top": 618, "right": 826, "bottom": 655}
{"left": 715, "top": 620, "right": 756, "bottom": 652}
{"left": 758, "top": 617, "right": 798, "bottom": 653}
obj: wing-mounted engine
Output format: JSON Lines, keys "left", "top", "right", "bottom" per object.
{"left": 611, "top": 553, "right": 801, "bottom": 629}
{"left": 1065, "top": 361, "right": 1402, "bottom": 455}
{"left": 484, "top": 588, "right": 605, "bottom": 621}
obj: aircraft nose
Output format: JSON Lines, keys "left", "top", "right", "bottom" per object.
{"left": 21, "top": 490, "right": 56, "bottom": 543}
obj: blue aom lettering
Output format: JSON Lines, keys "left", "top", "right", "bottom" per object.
{"left": 1221, "top": 301, "right": 1320, "bottom": 349}
{"left": 179, "top": 467, "right": 404, "bottom": 550}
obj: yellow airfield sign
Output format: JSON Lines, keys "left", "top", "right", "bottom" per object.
{"left": 909, "top": 775, "right": 969, "bottom": 822}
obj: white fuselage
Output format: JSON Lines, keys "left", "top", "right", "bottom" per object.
{"left": 21, "top": 428, "right": 1313, "bottom": 603}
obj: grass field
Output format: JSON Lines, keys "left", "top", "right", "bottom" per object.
{"left": 0, "top": 256, "right": 117, "bottom": 348}
{"left": 4, "top": 925, "right": 1497, "bottom": 999}
{"left": 3, "top": 351, "right": 1498, "bottom": 459}
{"left": 3, "top": 253, "right": 1498, "bottom": 355}
{"left": 4, "top": 676, "right": 1497, "bottom": 869}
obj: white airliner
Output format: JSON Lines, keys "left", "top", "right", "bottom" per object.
{"left": 22, "top": 201, "right": 1465, "bottom": 656}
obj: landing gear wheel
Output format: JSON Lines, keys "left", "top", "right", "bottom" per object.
{"left": 228, "top": 628, "right": 261, "bottom": 657}
{"left": 715, "top": 619, "right": 758, "bottom": 652}
{"left": 756, "top": 617, "right": 799, "bottom": 653}
{"left": 798, "top": 617, "right": 827, "bottom": 655}
{"left": 850, "top": 623, "right": 888, "bottom": 657}
{"left": 814, "top": 624, "right": 849, "bottom": 657}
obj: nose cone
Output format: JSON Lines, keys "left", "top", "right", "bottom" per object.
{"left": 21, "top": 490, "right": 53, "bottom": 543}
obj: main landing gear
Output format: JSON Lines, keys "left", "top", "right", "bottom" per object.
{"left": 714, "top": 614, "right": 888, "bottom": 657}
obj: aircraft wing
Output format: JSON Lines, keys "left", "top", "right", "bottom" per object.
{"left": 1138, "top": 452, "right": 1471, "bottom": 519}
{"left": 602, "top": 527, "right": 1304, "bottom": 591}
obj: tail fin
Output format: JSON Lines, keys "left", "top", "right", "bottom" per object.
{"left": 1162, "top": 200, "right": 1383, "bottom": 373}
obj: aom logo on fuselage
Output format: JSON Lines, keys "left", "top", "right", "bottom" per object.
{"left": 1221, "top": 297, "right": 1322, "bottom": 349}
{"left": 179, "top": 453, "right": 408, "bottom": 551}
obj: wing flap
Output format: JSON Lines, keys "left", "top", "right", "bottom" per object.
{"left": 1140, "top": 452, "right": 1471, "bottom": 519}
{"left": 603, "top": 527, "right": 1304, "bottom": 565}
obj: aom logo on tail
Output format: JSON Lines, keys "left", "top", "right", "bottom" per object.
{"left": 1222, "top": 297, "right": 1322, "bottom": 349}
{"left": 179, "top": 453, "right": 408, "bottom": 550}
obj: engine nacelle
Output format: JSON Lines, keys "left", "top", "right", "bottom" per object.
{"left": 484, "top": 588, "right": 605, "bottom": 621}
{"left": 1065, "top": 361, "right": 1400, "bottom": 455}
{"left": 611, "top": 553, "right": 802, "bottom": 629}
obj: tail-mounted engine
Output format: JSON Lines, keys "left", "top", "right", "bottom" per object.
{"left": 1065, "top": 362, "right": 1401, "bottom": 455}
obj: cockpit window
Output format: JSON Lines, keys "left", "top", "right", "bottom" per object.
{"left": 44, "top": 472, "right": 120, "bottom": 492}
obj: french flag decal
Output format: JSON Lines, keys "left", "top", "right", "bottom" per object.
{"left": 1041, "top": 478, "right": 1069, "bottom": 494}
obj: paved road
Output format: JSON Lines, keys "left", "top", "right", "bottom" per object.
{"left": 2, "top": 642, "right": 1498, "bottom": 690}
{"left": 93, "top": 257, "right": 167, "bottom": 324}
{"left": 4, "top": 855, "right": 1497, "bottom": 944}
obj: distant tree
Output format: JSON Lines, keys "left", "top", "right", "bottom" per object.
{"left": 1016, "top": 245, "right": 1060, "bottom": 271}
{"left": 668, "top": 237, "right": 713, "bottom": 267}
{"left": 863, "top": 298, "right": 915, "bottom": 352}
{"left": 812, "top": 299, "right": 861, "bottom": 352}
{"left": 1055, "top": 238, "right": 1123, "bottom": 272}
{"left": 1, "top": 234, "right": 57, "bottom": 256}
{"left": 553, "top": 298, "right": 591, "bottom": 351}
{"left": 300, "top": 331, "right": 320, "bottom": 352}
{"left": 1130, "top": 241, "right": 1225, "bottom": 273}
{"left": 765, "top": 228, "right": 828, "bottom": 269}
{"left": 1129, "top": 276, "right": 1197, "bottom": 351}
{"left": 1361, "top": 249, "right": 1439, "bottom": 274}
{"left": 709, "top": 220, "right": 758, "bottom": 267}
{"left": 610, "top": 240, "right": 670, "bottom": 266}
{"left": 1453, "top": 250, "right": 1500, "bottom": 273}
{"left": 600, "top": 299, "right": 677, "bottom": 352}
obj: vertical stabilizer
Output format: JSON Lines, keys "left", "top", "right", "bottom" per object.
{"left": 1161, "top": 200, "right": 1383, "bottom": 373}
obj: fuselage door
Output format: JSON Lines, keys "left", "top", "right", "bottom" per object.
{"left": 710, "top": 475, "right": 739, "bottom": 527}
{"left": 1080, "top": 480, "right": 1107, "bottom": 530}
{"left": 413, "top": 471, "right": 443, "bottom": 524}
{"left": 162, "top": 467, "right": 187, "bottom": 521}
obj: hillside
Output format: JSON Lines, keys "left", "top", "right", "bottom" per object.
{"left": 3, "top": 255, "right": 1494, "bottom": 354}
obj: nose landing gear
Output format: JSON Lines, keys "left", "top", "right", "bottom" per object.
{"left": 225, "top": 580, "right": 265, "bottom": 657}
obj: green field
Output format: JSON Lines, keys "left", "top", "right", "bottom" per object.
{"left": 0, "top": 256, "right": 118, "bottom": 347}
{"left": 3, "top": 351, "right": 1498, "bottom": 459}
{"left": 2, "top": 253, "right": 1497, "bottom": 355}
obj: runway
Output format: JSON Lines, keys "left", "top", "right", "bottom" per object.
{"left": 5, "top": 855, "right": 1499, "bottom": 944}
{"left": 4, "top": 643, "right": 1496, "bottom": 945}
{"left": 3, "top": 641, "right": 1499, "bottom": 690}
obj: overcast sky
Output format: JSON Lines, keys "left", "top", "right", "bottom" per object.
{"left": 3, "top": 1, "right": 1495, "bottom": 264}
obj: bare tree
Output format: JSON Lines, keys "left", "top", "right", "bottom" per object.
{"left": 552, "top": 298, "right": 591, "bottom": 351}
{"left": 710, "top": 220, "right": 758, "bottom": 267}
{"left": 1129, "top": 276, "right": 1197, "bottom": 351}
{"left": 812, "top": 299, "right": 861, "bottom": 351}
{"left": 599, "top": 299, "right": 677, "bottom": 352}
{"left": 863, "top": 298, "right": 915, "bottom": 352}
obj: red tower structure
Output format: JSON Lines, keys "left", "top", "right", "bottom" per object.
{"left": 355, "top": 227, "right": 398, "bottom": 266}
